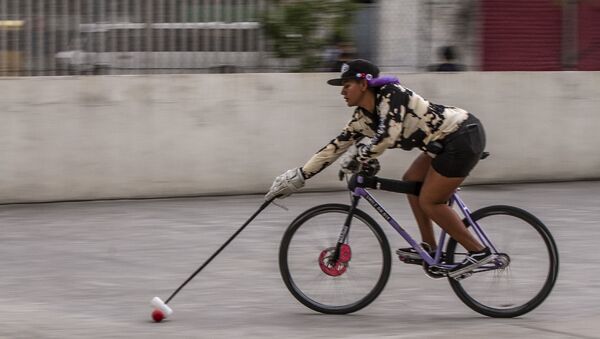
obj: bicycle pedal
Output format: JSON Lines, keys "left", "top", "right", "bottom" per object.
{"left": 398, "top": 256, "right": 423, "bottom": 265}
{"left": 452, "top": 272, "right": 472, "bottom": 281}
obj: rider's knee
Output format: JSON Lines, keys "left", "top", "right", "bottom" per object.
{"left": 418, "top": 195, "right": 448, "bottom": 212}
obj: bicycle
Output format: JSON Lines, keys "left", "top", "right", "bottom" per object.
{"left": 278, "top": 166, "right": 559, "bottom": 318}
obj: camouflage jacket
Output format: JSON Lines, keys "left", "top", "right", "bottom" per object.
{"left": 301, "top": 83, "right": 469, "bottom": 179}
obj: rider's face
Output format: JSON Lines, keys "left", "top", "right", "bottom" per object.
{"left": 340, "top": 79, "right": 367, "bottom": 107}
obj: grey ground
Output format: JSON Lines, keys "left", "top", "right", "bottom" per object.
{"left": 1, "top": 181, "right": 599, "bottom": 339}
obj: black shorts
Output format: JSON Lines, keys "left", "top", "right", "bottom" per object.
{"left": 431, "top": 114, "right": 486, "bottom": 178}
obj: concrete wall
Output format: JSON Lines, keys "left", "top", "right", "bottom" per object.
{"left": 1, "top": 72, "right": 599, "bottom": 203}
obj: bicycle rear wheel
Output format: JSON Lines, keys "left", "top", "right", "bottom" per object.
{"left": 446, "top": 205, "right": 559, "bottom": 318}
{"left": 279, "top": 204, "right": 391, "bottom": 314}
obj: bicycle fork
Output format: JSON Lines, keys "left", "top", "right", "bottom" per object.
{"left": 331, "top": 195, "right": 360, "bottom": 263}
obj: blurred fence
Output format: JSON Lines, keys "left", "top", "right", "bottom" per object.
{"left": 0, "top": 0, "right": 270, "bottom": 76}
{"left": 0, "top": 0, "right": 598, "bottom": 76}
{"left": 0, "top": 0, "right": 443, "bottom": 75}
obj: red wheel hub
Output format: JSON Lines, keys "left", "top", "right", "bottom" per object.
{"left": 338, "top": 244, "right": 352, "bottom": 263}
{"left": 318, "top": 244, "right": 352, "bottom": 277}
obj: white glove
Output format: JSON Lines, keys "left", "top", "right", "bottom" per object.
{"left": 265, "top": 168, "right": 305, "bottom": 201}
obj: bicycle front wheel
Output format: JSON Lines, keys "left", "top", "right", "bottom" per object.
{"left": 446, "top": 205, "right": 559, "bottom": 318}
{"left": 279, "top": 204, "right": 391, "bottom": 314}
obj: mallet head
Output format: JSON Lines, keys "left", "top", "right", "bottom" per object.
{"left": 151, "top": 297, "right": 173, "bottom": 317}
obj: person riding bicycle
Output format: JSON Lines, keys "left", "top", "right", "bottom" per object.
{"left": 266, "top": 59, "right": 492, "bottom": 277}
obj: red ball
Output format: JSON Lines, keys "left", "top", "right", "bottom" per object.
{"left": 152, "top": 309, "right": 165, "bottom": 322}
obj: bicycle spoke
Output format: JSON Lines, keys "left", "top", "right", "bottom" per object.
{"left": 447, "top": 206, "right": 558, "bottom": 318}
{"left": 280, "top": 204, "right": 391, "bottom": 314}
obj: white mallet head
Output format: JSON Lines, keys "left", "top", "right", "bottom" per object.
{"left": 151, "top": 297, "right": 173, "bottom": 317}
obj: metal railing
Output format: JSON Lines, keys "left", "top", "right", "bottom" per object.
{"left": 0, "top": 0, "right": 269, "bottom": 76}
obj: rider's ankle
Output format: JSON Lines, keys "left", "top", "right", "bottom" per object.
{"left": 422, "top": 242, "right": 437, "bottom": 252}
{"left": 470, "top": 246, "right": 488, "bottom": 254}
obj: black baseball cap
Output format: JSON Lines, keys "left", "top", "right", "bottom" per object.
{"left": 327, "top": 59, "right": 380, "bottom": 86}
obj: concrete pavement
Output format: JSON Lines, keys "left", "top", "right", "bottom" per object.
{"left": 1, "top": 181, "right": 599, "bottom": 338}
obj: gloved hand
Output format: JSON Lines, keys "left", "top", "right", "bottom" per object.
{"left": 265, "top": 168, "right": 305, "bottom": 201}
{"left": 339, "top": 148, "right": 361, "bottom": 176}
{"left": 362, "top": 158, "right": 381, "bottom": 176}
{"left": 339, "top": 148, "right": 381, "bottom": 180}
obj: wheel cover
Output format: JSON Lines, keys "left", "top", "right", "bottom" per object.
{"left": 318, "top": 244, "right": 351, "bottom": 276}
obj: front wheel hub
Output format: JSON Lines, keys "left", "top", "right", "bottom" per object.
{"left": 338, "top": 244, "right": 352, "bottom": 263}
{"left": 318, "top": 245, "right": 351, "bottom": 276}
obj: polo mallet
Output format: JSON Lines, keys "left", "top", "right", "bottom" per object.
{"left": 150, "top": 198, "right": 275, "bottom": 322}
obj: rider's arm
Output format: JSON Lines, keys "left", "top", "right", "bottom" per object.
{"left": 356, "top": 86, "right": 404, "bottom": 162}
{"left": 301, "top": 113, "right": 364, "bottom": 179}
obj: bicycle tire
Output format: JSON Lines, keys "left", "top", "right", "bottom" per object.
{"left": 279, "top": 204, "right": 392, "bottom": 314}
{"left": 446, "top": 205, "right": 559, "bottom": 318}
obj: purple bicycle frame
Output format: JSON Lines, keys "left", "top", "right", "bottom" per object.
{"left": 352, "top": 186, "right": 497, "bottom": 270}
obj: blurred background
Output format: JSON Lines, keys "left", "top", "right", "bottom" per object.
{"left": 1, "top": 4, "right": 600, "bottom": 337}
{"left": 1, "top": 0, "right": 599, "bottom": 76}
{"left": 1, "top": 1, "right": 599, "bottom": 204}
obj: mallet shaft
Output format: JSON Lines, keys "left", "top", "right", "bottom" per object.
{"left": 165, "top": 198, "right": 273, "bottom": 304}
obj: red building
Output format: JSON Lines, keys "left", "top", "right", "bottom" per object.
{"left": 482, "top": 0, "right": 600, "bottom": 71}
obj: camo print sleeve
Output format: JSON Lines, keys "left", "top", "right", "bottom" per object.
{"left": 355, "top": 85, "right": 404, "bottom": 162}
{"left": 301, "top": 83, "right": 468, "bottom": 179}
{"left": 301, "top": 111, "right": 365, "bottom": 179}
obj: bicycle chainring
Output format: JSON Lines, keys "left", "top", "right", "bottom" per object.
{"left": 423, "top": 263, "right": 447, "bottom": 279}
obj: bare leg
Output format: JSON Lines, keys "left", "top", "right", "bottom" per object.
{"left": 403, "top": 153, "right": 437, "bottom": 249}
{"left": 418, "top": 167, "right": 485, "bottom": 252}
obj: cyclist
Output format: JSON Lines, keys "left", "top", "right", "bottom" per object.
{"left": 265, "top": 59, "right": 492, "bottom": 277}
